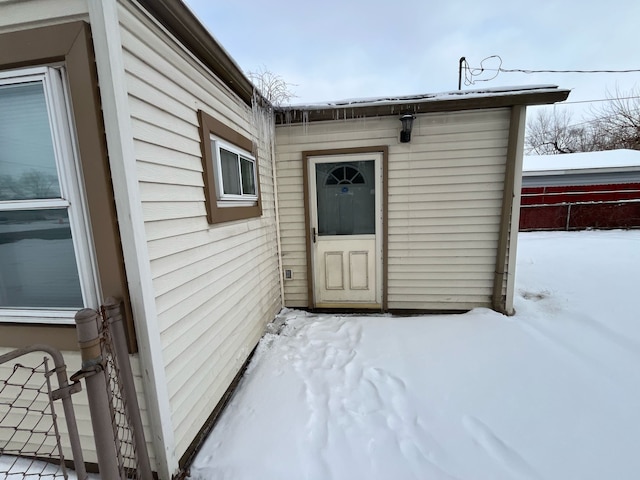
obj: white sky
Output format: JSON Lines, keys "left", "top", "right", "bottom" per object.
{"left": 183, "top": 0, "right": 640, "bottom": 122}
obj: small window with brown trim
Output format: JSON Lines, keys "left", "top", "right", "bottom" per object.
{"left": 198, "top": 110, "right": 262, "bottom": 224}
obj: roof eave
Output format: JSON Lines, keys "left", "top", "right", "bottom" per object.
{"left": 137, "top": 0, "right": 255, "bottom": 106}
{"left": 275, "top": 88, "right": 570, "bottom": 124}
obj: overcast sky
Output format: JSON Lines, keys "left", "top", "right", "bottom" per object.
{"left": 184, "top": 0, "right": 639, "bottom": 121}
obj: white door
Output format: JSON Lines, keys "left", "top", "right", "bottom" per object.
{"left": 309, "top": 153, "right": 382, "bottom": 308}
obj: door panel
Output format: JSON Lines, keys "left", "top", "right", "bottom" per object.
{"left": 325, "top": 252, "right": 344, "bottom": 290}
{"left": 349, "top": 251, "right": 369, "bottom": 290}
{"left": 309, "top": 154, "right": 382, "bottom": 308}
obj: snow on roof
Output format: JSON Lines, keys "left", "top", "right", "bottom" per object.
{"left": 523, "top": 149, "right": 640, "bottom": 174}
{"left": 286, "top": 84, "right": 565, "bottom": 110}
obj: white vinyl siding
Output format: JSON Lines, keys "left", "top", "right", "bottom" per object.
{"left": 117, "top": 1, "right": 281, "bottom": 459}
{"left": 275, "top": 108, "right": 511, "bottom": 310}
{"left": 0, "top": 0, "right": 88, "bottom": 33}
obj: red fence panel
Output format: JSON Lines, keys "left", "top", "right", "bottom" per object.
{"left": 568, "top": 203, "right": 640, "bottom": 230}
{"left": 520, "top": 205, "right": 569, "bottom": 231}
{"left": 519, "top": 183, "right": 640, "bottom": 231}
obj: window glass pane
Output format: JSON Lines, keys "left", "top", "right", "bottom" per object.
{"left": 0, "top": 209, "right": 83, "bottom": 309}
{"left": 240, "top": 157, "right": 256, "bottom": 195}
{"left": 220, "top": 148, "right": 241, "bottom": 195}
{"left": 0, "top": 82, "right": 61, "bottom": 200}
{"left": 316, "top": 160, "right": 375, "bottom": 235}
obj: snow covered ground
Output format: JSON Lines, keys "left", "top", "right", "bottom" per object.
{"left": 0, "top": 455, "right": 99, "bottom": 479}
{"left": 188, "top": 230, "right": 640, "bottom": 480}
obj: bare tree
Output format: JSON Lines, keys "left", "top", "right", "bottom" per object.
{"left": 589, "top": 87, "right": 640, "bottom": 150}
{"left": 526, "top": 87, "right": 640, "bottom": 155}
{"left": 525, "top": 109, "right": 589, "bottom": 154}
{"left": 247, "top": 66, "right": 296, "bottom": 107}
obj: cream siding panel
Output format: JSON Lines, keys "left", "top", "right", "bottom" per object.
{"left": 0, "top": 1, "right": 154, "bottom": 471}
{"left": 276, "top": 108, "right": 510, "bottom": 310}
{"left": 118, "top": 2, "right": 281, "bottom": 459}
{"left": 0, "top": 0, "right": 88, "bottom": 32}
{"left": 0, "top": 348, "right": 157, "bottom": 470}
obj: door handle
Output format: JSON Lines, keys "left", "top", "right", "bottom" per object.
{"left": 312, "top": 227, "right": 317, "bottom": 243}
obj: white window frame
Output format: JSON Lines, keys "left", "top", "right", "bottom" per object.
{"left": 0, "top": 66, "right": 100, "bottom": 324}
{"left": 210, "top": 135, "right": 258, "bottom": 206}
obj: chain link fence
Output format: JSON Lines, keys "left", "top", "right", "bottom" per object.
{"left": 73, "top": 298, "right": 152, "bottom": 480}
{"left": 0, "top": 345, "right": 86, "bottom": 479}
{"left": 0, "top": 298, "right": 152, "bottom": 479}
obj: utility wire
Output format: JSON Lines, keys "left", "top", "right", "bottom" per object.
{"left": 460, "top": 56, "right": 640, "bottom": 87}
{"left": 500, "top": 68, "right": 640, "bottom": 74}
{"left": 562, "top": 96, "right": 640, "bottom": 105}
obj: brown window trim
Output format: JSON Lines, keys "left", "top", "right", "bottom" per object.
{"left": 198, "top": 110, "right": 262, "bottom": 224}
{"left": 0, "top": 22, "right": 135, "bottom": 352}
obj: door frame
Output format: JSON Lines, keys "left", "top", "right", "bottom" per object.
{"left": 302, "top": 146, "right": 389, "bottom": 310}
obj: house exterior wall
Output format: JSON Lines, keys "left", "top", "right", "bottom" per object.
{"left": 0, "top": 0, "right": 282, "bottom": 475}
{"left": 275, "top": 108, "right": 511, "bottom": 311}
{"left": 116, "top": 1, "right": 282, "bottom": 461}
{"left": 0, "top": 0, "right": 88, "bottom": 31}
{"left": 0, "top": 0, "right": 158, "bottom": 469}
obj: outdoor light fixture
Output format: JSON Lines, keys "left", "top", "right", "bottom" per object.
{"left": 400, "top": 113, "right": 415, "bottom": 143}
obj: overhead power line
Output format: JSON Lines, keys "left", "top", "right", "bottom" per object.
{"left": 501, "top": 68, "right": 640, "bottom": 74}
{"left": 562, "top": 95, "right": 640, "bottom": 105}
{"left": 459, "top": 55, "right": 640, "bottom": 88}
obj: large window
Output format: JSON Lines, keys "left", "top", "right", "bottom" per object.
{"left": 0, "top": 66, "right": 98, "bottom": 323}
{"left": 198, "top": 110, "right": 262, "bottom": 224}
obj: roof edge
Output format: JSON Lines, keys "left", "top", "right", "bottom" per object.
{"left": 275, "top": 86, "right": 570, "bottom": 124}
{"left": 137, "top": 0, "right": 255, "bottom": 106}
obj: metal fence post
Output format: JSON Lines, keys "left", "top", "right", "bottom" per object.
{"left": 44, "top": 346, "right": 88, "bottom": 480}
{"left": 74, "top": 308, "right": 121, "bottom": 479}
{"left": 104, "top": 297, "right": 154, "bottom": 480}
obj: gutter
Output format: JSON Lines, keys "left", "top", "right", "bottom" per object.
{"left": 275, "top": 87, "right": 570, "bottom": 124}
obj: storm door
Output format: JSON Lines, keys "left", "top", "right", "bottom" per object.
{"left": 308, "top": 153, "right": 382, "bottom": 308}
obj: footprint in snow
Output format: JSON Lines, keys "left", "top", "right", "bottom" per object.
{"left": 519, "top": 289, "right": 550, "bottom": 302}
{"left": 462, "top": 415, "right": 540, "bottom": 480}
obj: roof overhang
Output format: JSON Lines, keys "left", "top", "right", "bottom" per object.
{"left": 137, "top": 0, "right": 255, "bottom": 106}
{"left": 275, "top": 85, "right": 570, "bottom": 124}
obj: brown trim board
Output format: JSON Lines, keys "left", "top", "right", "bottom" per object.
{"left": 0, "top": 22, "right": 135, "bottom": 352}
{"left": 0, "top": 325, "right": 79, "bottom": 352}
{"left": 198, "top": 110, "right": 263, "bottom": 224}
{"left": 302, "top": 146, "right": 389, "bottom": 310}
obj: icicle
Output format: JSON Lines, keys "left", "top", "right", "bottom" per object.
{"left": 250, "top": 87, "right": 276, "bottom": 175}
